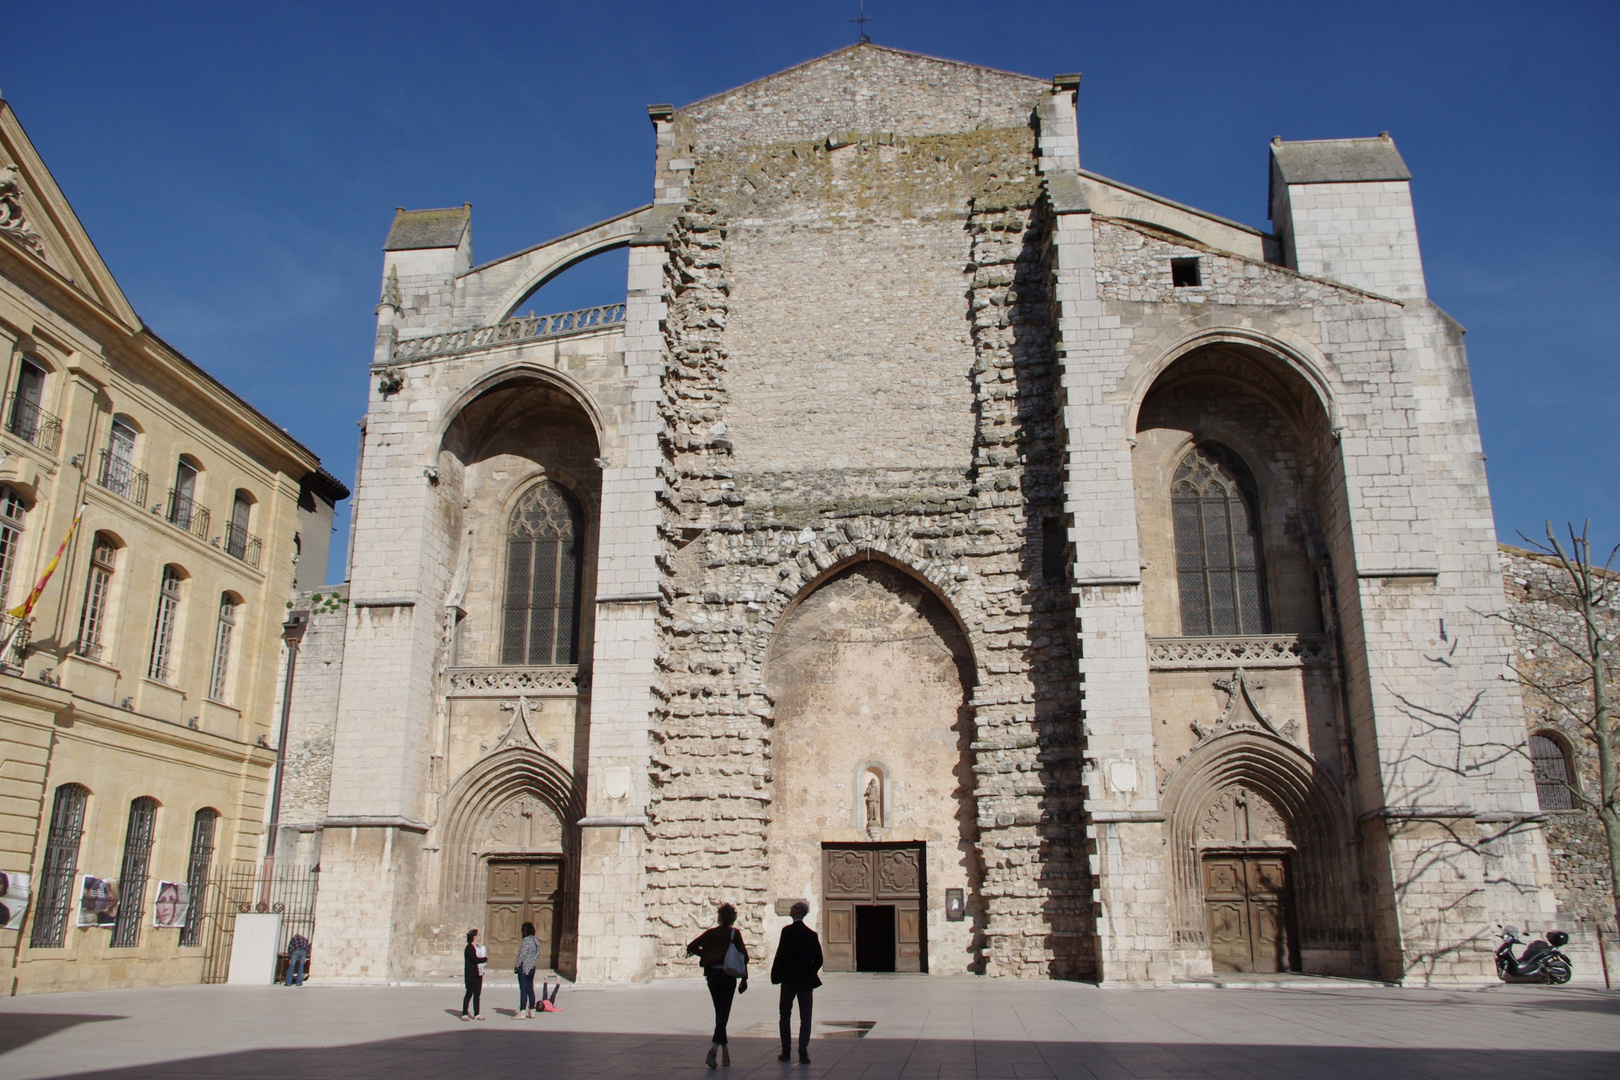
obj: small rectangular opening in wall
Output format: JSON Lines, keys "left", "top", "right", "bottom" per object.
{"left": 1042, "top": 518, "right": 1069, "bottom": 583}
{"left": 1171, "top": 257, "right": 1202, "bottom": 287}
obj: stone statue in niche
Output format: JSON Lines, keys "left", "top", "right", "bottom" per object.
{"left": 863, "top": 773, "right": 883, "bottom": 830}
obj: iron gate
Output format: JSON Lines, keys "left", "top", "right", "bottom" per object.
{"left": 200, "top": 865, "right": 318, "bottom": 984}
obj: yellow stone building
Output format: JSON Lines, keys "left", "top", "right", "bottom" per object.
{"left": 0, "top": 98, "right": 345, "bottom": 993}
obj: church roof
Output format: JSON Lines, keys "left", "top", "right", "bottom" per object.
{"left": 384, "top": 204, "right": 471, "bottom": 250}
{"left": 1270, "top": 135, "right": 1412, "bottom": 184}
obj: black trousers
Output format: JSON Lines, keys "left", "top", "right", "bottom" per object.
{"left": 704, "top": 968, "right": 737, "bottom": 1045}
{"left": 779, "top": 982, "right": 814, "bottom": 1054}
{"left": 462, "top": 974, "right": 482, "bottom": 1016}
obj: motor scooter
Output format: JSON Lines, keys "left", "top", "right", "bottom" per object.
{"left": 1495, "top": 925, "right": 1573, "bottom": 984}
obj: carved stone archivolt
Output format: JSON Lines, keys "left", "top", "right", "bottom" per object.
{"left": 484, "top": 793, "right": 562, "bottom": 849}
{"left": 1198, "top": 785, "right": 1290, "bottom": 846}
{"left": 0, "top": 163, "right": 47, "bottom": 261}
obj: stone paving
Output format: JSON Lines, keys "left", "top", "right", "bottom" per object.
{"left": 0, "top": 975, "right": 1616, "bottom": 1079}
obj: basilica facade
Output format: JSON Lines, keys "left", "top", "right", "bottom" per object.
{"left": 294, "top": 44, "right": 1560, "bottom": 986}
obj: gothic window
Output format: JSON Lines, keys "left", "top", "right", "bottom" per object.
{"left": 76, "top": 533, "right": 118, "bottom": 661}
{"left": 110, "top": 797, "right": 158, "bottom": 947}
{"left": 1529, "top": 732, "right": 1576, "bottom": 811}
{"left": 209, "top": 594, "right": 238, "bottom": 702}
{"left": 148, "top": 566, "right": 184, "bottom": 681}
{"left": 30, "top": 783, "right": 88, "bottom": 947}
{"left": 1172, "top": 444, "right": 1268, "bottom": 636}
{"left": 0, "top": 484, "right": 28, "bottom": 606}
{"left": 179, "top": 808, "right": 218, "bottom": 946}
{"left": 502, "top": 481, "right": 583, "bottom": 666}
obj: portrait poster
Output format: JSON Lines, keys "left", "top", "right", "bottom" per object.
{"left": 151, "top": 881, "right": 190, "bottom": 929}
{"left": 77, "top": 875, "right": 119, "bottom": 928}
{"left": 0, "top": 870, "right": 29, "bottom": 930}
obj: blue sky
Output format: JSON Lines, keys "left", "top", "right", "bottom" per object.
{"left": 9, "top": 1, "right": 1617, "bottom": 581}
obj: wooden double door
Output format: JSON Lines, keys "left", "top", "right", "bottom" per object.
{"left": 822, "top": 844, "right": 924, "bottom": 973}
{"left": 486, "top": 860, "right": 562, "bottom": 973}
{"left": 1203, "top": 852, "right": 1295, "bottom": 973}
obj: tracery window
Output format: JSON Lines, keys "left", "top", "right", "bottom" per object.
{"left": 179, "top": 808, "right": 218, "bottom": 946}
{"left": 501, "top": 481, "right": 583, "bottom": 666}
{"left": 30, "top": 783, "right": 88, "bottom": 948}
{"left": 76, "top": 533, "right": 118, "bottom": 661}
{"left": 1529, "top": 732, "right": 1576, "bottom": 811}
{"left": 110, "top": 797, "right": 158, "bottom": 947}
{"left": 1172, "top": 444, "right": 1268, "bottom": 636}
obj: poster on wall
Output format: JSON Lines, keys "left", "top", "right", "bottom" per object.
{"left": 1, "top": 871, "right": 29, "bottom": 930}
{"left": 151, "top": 882, "right": 190, "bottom": 929}
{"left": 77, "top": 875, "right": 119, "bottom": 928}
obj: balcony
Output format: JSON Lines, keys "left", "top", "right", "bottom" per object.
{"left": 224, "top": 521, "right": 262, "bottom": 569}
{"left": 96, "top": 450, "right": 150, "bottom": 506}
{"left": 0, "top": 613, "right": 30, "bottom": 671}
{"left": 165, "top": 489, "right": 211, "bottom": 542}
{"left": 5, "top": 394, "right": 61, "bottom": 454}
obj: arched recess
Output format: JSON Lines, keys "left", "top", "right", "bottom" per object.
{"left": 437, "top": 744, "right": 586, "bottom": 972}
{"left": 433, "top": 363, "right": 608, "bottom": 452}
{"left": 763, "top": 559, "right": 981, "bottom": 975}
{"left": 1161, "top": 731, "right": 1367, "bottom": 975}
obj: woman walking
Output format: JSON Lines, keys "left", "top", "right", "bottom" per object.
{"left": 515, "top": 921, "right": 541, "bottom": 1018}
{"left": 461, "top": 928, "right": 486, "bottom": 1021}
{"left": 685, "top": 902, "right": 748, "bottom": 1068}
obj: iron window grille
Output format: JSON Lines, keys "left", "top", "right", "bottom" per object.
{"left": 165, "top": 488, "right": 211, "bottom": 541}
{"left": 148, "top": 567, "right": 183, "bottom": 682}
{"left": 4, "top": 394, "right": 62, "bottom": 454}
{"left": 96, "top": 448, "right": 149, "bottom": 506}
{"left": 111, "top": 797, "right": 158, "bottom": 947}
{"left": 1529, "top": 733, "right": 1577, "bottom": 811}
{"left": 30, "top": 784, "right": 88, "bottom": 948}
{"left": 75, "top": 535, "right": 118, "bottom": 662}
{"left": 209, "top": 595, "right": 237, "bottom": 702}
{"left": 223, "top": 522, "right": 261, "bottom": 568}
{"left": 501, "top": 481, "right": 583, "bottom": 666}
{"left": 1172, "top": 444, "right": 1269, "bottom": 636}
{"left": 179, "top": 808, "right": 218, "bottom": 946}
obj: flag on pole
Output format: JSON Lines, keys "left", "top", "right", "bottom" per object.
{"left": 8, "top": 502, "right": 87, "bottom": 619}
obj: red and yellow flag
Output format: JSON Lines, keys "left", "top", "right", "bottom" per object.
{"left": 8, "top": 502, "right": 86, "bottom": 619}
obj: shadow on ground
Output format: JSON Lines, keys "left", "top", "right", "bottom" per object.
{"left": 0, "top": 1014, "right": 121, "bottom": 1055}
{"left": 13, "top": 1031, "right": 1618, "bottom": 1080}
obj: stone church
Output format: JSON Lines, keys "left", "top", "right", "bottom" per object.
{"left": 295, "top": 44, "right": 1560, "bottom": 986}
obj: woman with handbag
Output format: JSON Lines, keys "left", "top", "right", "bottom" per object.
{"left": 685, "top": 902, "right": 749, "bottom": 1068}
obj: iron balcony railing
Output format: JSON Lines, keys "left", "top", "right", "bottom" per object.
{"left": 166, "top": 489, "right": 211, "bottom": 541}
{"left": 224, "top": 522, "right": 262, "bottom": 569}
{"left": 1, "top": 612, "right": 30, "bottom": 669}
{"left": 4, "top": 393, "right": 62, "bottom": 454}
{"left": 96, "top": 449, "right": 150, "bottom": 506}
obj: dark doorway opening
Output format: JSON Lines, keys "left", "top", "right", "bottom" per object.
{"left": 855, "top": 905, "right": 896, "bottom": 972}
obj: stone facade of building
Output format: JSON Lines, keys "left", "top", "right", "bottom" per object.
{"left": 0, "top": 98, "right": 345, "bottom": 993}
{"left": 301, "top": 45, "right": 1568, "bottom": 987}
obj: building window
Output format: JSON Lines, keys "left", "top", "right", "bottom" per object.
{"left": 0, "top": 484, "right": 28, "bottom": 606}
{"left": 209, "top": 594, "right": 237, "bottom": 701}
{"left": 1172, "top": 444, "right": 1268, "bottom": 636}
{"left": 167, "top": 457, "right": 206, "bottom": 537}
{"left": 6, "top": 357, "right": 59, "bottom": 450}
{"left": 29, "top": 783, "right": 89, "bottom": 948}
{"left": 75, "top": 534, "right": 118, "bottom": 661}
{"left": 97, "top": 417, "right": 148, "bottom": 504}
{"left": 501, "top": 481, "right": 583, "bottom": 666}
{"left": 110, "top": 797, "right": 158, "bottom": 948}
{"left": 1530, "top": 733, "right": 1577, "bottom": 811}
{"left": 179, "top": 808, "right": 218, "bottom": 946}
{"left": 1171, "top": 257, "right": 1202, "bottom": 287}
{"left": 148, "top": 566, "right": 183, "bottom": 681}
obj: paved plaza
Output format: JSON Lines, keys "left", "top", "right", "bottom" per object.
{"left": 0, "top": 976, "right": 1616, "bottom": 1079}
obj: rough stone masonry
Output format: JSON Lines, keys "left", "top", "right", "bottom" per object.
{"left": 285, "top": 44, "right": 1604, "bottom": 988}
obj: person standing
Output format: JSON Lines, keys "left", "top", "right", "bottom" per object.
{"left": 514, "top": 921, "right": 541, "bottom": 1018}
{"left": 285, "top": 932, "right": 311, "bottom": 987}
{"left": 770, "top": 901, "right": 823, "bottom": 1064}
{"left": 461, "top": 928, "right": 487, "bottom": 1021}
{"left": 685, "top": 903, "right": 748, "bottom": 1068}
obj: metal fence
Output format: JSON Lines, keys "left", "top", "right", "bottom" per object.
{"left": 199, "top": 865, "right": 318, "bottom": 984}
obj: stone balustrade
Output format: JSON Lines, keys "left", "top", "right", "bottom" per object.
{"left": 392, "top": 303, "right": 626, "bottom": 363}
{"left": 1146, "top": 634, "right": 1330, "bottom": 670}
{"left": 445, "top": 665, "right": 587, "bottom": 697}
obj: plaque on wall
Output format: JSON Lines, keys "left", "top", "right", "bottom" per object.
{"left": 774, "top": 897, "right": 807, "bottom": 916}
{"left": 945, "top": 888, "right": 965, "bottom": 922}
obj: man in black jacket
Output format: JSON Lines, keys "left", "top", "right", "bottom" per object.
{"left": 770, "top": 901, "right": 824, "bottom": 1064}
